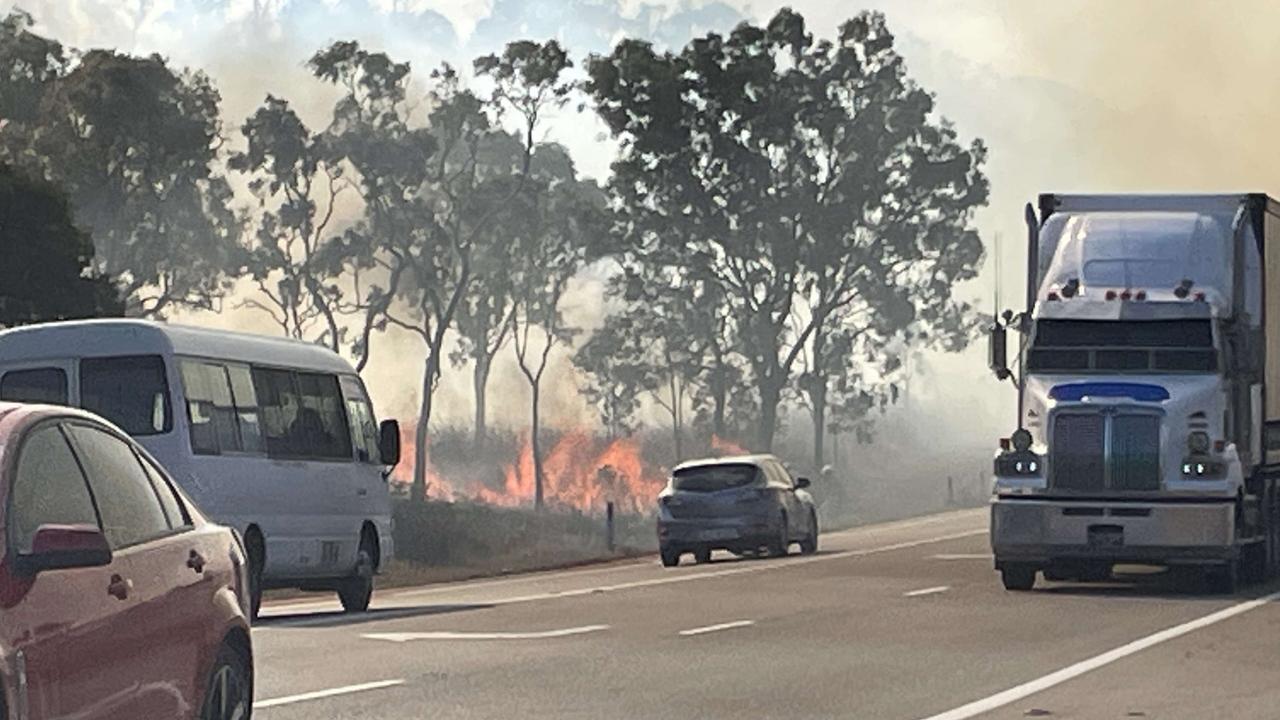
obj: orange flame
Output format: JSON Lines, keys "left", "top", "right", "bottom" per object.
{"left": 393, "top": 421, "right": 668, "bottom": 514}
{"left": 391, "top": 423, "right": 456, "bottom": 501}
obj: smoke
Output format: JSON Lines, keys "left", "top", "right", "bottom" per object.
{"left": 19, "top": 0, "right": 1273, "bottom": 482}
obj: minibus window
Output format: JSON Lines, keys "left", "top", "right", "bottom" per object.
{"left": 180, "top": 360, "right": 242, "bottom": 454}
{"left": 253, "top": 367, "right": 352, "bottom": 460}
{"left": 80, "top": 356, "right": 172, "bottom": 436}
{"left": 0, "top": 367, "right": 68, "bottom": 404}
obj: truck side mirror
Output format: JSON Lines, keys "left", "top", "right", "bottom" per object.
{"left": 988, "top": 323, "right": 1010, "bottom": 380}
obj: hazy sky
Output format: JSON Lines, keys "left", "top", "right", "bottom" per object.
{"left": 9, "top": 0, "right": 1279, "bottom": 451}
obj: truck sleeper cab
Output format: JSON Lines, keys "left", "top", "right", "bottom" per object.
{"left": 0, "top": 320, "right": 402, "bottom": 616}
{"left": 989, "top": 194, "right": 1280, "bottom": 593}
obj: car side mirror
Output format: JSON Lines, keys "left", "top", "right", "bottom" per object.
{"left": 795, "top": 477, "right": 811, "bottom": 489}
{"left": 16, "top": 524, "right": 112, "bottom": 576}
{"left": 988, "top": 323, "right": 1010, "bottom": 380}
{"left": 378, "top": 419, "right": 401, "bottom": 468}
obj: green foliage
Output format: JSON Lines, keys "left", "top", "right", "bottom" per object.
{"left": 0, "top": 18, "right": 240, "bottom": 317}
{"left": 586, "top": 10, "right": 988, "bottom": 452}
{"left": 0, "top": 164, "right": 123, "bottom": 327}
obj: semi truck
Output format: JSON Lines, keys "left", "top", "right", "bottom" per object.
{"left": 988, "top": 194, "right": 1280, "bottom": 592}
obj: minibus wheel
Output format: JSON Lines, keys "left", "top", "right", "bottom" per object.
{"left": 339, "top": 539, "right": 375, "bottom": 613}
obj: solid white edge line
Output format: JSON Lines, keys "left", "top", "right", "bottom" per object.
{"left": 256, "top": 679, "right": 406, "bottom": 709}
{"left": 918, "top": 590, "right": 1280, "bottom": 720}
{"left": 678, "top": 620, "right": 756, "bottom": 637}
{"left": 258, "top": 527, "right": 990, "bottom": 627}
{"left": 904, "top": 586, "right": 950, "bottom": 597}
{"left": 931, "top": 553, "right": 991, "bottom": 561}
{"left": 362, "top": 624, "right": 610, "bottom": 642}
{"left": 260, "top": 509, "right": 987, "bottom": 616}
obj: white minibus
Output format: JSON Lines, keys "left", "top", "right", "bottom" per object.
{"left": 0, "top": 319, "right": 401, "bottom": 617}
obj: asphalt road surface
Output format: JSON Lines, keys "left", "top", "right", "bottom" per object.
{"left": 251, "top": 508, "right": 1280, "bottom": 719}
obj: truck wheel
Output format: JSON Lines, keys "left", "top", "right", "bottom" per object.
{"left": 1000, "top": 564, "right": 1037, "bottom": 591}
{"left": 1207, "top": 560, "right": 1239, "bottom": 595}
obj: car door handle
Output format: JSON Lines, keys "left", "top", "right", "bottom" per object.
{"left": 107, "top": 574, "right": 132, "bottom": 600}
{"left": 187, "top": 550, "right": 207, "bottom": 574}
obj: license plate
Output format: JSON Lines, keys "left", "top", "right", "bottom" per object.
{"left": 1088, "top": 525, "right": 1124, "bottom": 548}
{"left": 701, "top": 528, "right": 737, "bottom": 541}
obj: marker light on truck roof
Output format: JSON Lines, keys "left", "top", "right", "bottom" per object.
{"left": 1194, "top": 291, "right": 1206, "bottom": 302}
{"left": 1135, "top": 290, "right": 1147, "bottom": 301}
{"left": 1105, "top": 290, "right": 1118, "bottom": 301}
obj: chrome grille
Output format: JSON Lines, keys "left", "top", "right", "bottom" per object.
{"left": 1051, "top": 414, "right": 1106, "bottom": 491}
{"left": 1050, "top": 411, "right": 1161, "bottom": 492}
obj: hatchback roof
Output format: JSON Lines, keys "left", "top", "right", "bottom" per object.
{"left": 673, "top": 454, "right": 777, "bottom": 472}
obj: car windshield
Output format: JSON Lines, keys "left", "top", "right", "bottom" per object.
{"left": 673, "top": 464, "right": 759, "bottom": 492}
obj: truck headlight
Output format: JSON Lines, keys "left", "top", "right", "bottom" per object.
{"left": 995, "top": 451, "right": 1042, "bottom": 477}
{"left": 1182, "top": 459, "right": 1226, "bottom": 479}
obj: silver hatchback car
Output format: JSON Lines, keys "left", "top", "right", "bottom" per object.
{"left": 657, "top": 454, "right": 818, "bottom": 567}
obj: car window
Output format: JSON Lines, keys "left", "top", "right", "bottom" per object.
{"left": 80, "top": 355, "right": 172, "bottom": 436}
{"left": 0, "top": 367, "right": 68, "bottom": 405}
{"left": 341, "top": 375, "right": 381, "bottom": 464}
{"left": 137, "top": 452, "right": 189, "bottom": 529}
{"left": 66, "top": 424, "right": 173, "bottom": 549}
{"left": 9, "top": 425, "right": 100, "bottom": 554}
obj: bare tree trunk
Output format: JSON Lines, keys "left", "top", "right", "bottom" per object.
{"left": 758, "top": 377, "right": 781, "bottom": 452}
{"left": 411, "top": 352, "right": 440, "bottom": 502}
{"left": 812, "top": 387, "right": 827, "bottom": 471}
{"left": 811, "top": 329, "right": 827, "bottom": 471}
{"left": 473, "top": 354, "right": 491, "bottom": 451}
{"left": 530, "top": 380, "right": 544, "bottom": 509}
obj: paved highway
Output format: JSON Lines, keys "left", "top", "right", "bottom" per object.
{"left": 250, "top": 509, "right": 1280, "bottom": 719}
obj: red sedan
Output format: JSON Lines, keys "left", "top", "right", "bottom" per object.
{"left": 0, "top": 402, "right": 253, "bottom": 719}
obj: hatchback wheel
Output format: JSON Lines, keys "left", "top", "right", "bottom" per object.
{"left": 338, "top": 544, "right": 375, "bottom": 613}
{"left": 200, "top": 643, "right": 252, "bottom": 720}
{"left": 694, "top": 548, "right": 712, "bottom": 564}
{"left": 660, "top": 548, "right": 681, "bottom": 567}
{"left": 799, "top": 511, "right": 818, "bottom": 555}
{"left": 769, "top": 512, "right": 790, "bottom": 557}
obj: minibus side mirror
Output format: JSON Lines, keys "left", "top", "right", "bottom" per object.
{"left": 378, "top": 419, "right": 401, "bottom": 468}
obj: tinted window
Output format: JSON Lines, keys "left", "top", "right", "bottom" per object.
{"left": 138, "top": 454, "right": 188, "bottom": 528}
{"left": 80, "top": 356, "right": 172, "bottom": 436}
{"left": 179, "top": 359, "right": 264, "bottom": 455}
{"left": 227, "top": 365, "right": 264, "bottom": 453}
{"left": 253, "top": 368, "right": 352, "bottom": 460}
{"left": 0, "top": 368, "right": 68, "bottom": 405}
{"left": 9, "top": 426, "right": 100, "bottom": 554}
{"left": 673, "top": 464, "right": 759, "bottom": 492}
{"left": 1030, "top": 320, "right": 1218, "bottom": 373}
{"left": 1034, "top": 320, "right": 1213, "bottom": 348}
{"left": 67, "top": 424, "right": 172, "bottom": 548}
{"left": 341, "top": 376, "right": 380, "bottom": 464}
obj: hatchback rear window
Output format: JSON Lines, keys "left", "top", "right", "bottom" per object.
{"left": 672, "top": 464, "right": 759, "bottom": 492}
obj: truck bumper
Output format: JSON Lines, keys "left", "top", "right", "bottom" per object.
{"left": 991, "top": 497, "right": 1237, "bottom": 567}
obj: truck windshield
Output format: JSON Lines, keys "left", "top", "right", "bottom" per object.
{"left": 1027, "top": 319, "right": 1217, "bottom": 373}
